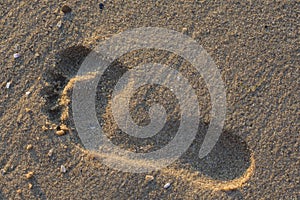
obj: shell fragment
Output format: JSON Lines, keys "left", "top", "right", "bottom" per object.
{"left": 6, "top": 82, "right": 11, "bottom": 89}
{"left": 163, "top": 182, "right": 171, "bottom": 189}
{"left": 60, "top": 165, "right": 67, "bottom": 173}
{"left": 13, "top": 53, "right": 20, "bottom": 58}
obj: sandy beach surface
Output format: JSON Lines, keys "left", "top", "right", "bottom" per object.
{"left": 0, "top": 0, "right": 299, "bottom": 199}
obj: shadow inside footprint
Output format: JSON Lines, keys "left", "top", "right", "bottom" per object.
{"left": 41, "top": 45, "right": 91, "bottom": 122}
{"left": 180, "top": 126, "right": 252, "bottom": 181}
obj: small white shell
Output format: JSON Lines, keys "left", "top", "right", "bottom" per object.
{"left": 163, "top": 182, "right": 171, "bottom": 189}
{"left": 57, "top": 21, "right": 62, "bottom": 28}
{"left": 47, "top": 148, "right": 54, "bottom": 157}
{"left": 5, "top": 82, "right": 11, "bottom": 89}
{"left": 13, "top": 53, "right": 20, "bottom": 58}
{"left": 25, "top": 91, "right": 31, "bottom": 96}
{"left": 60, "top": 165, "right": 67, "bottom": 173}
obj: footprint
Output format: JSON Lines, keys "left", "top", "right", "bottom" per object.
{"left": 40, "top": 45, "right": 91, "bottom": 123}
{"left": 41, "top": 46, "right": 253, "bottom": 186}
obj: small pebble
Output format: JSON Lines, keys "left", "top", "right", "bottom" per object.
{"left": 56, "top": 130, "right": 65, "bottom": 136}
{"left": 25, "top": 108, "right": 31, "bottom": 113}
{"left": 50, "top": 124, "right": 57, "bottom": 130}
{"left": 25, "top": 171, "right": 34, "bottom": 179}
{"left": 0, "top": 169, "right": 6, "bottom": 175}
{"left": 182, "top": 27, "right": 188, "bottom": 34}
{"left": 25, "top": 91, "right": 30, "bottom": 96}
{"left": 17, "top": 189, "right": 22, "bottom": 194}
{"left": 99, "top": 3, "right": 104, "bottom": 10}
{"left": 163, "top": 182, "right": 171, "bottom": 189}
{"left": 13, "top": 53, "right": 20, "bottom": 59}
{"left": 145, "top": 175, "right": 154, "bottom": 182}
{"left": 57, "top": 20, "right": 62, "bottom": 28}
{"left": 28, "top": 183, "right": 33, "bottom": 189}
{"left": 47, "top": 148, "right": 54, "bottom": 157}
{"left": 5, "top": 82, "right": 11, "bottom": 89}
{"left": 61, "top": 5, "right": 72, "bottom": 14}
{"left": 59, "top": 124, "right": 69, "bottom": 131}
{"left": 26, "top": 144, "right": 33, "bottom": 150}
{"left": 60, "top": 165, "right": 67, "bottom": 173}
{"left": 42, "top": 125, "right": 48, "bottom": 131}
